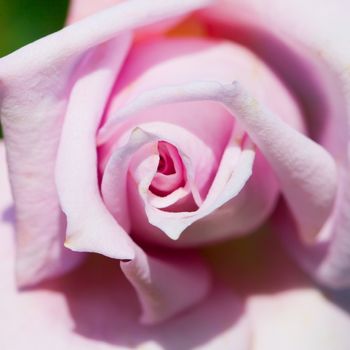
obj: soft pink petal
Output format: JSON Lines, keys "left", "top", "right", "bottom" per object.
{"left": 204, "top": 223, "right": 350, "bottom": 350}
{"left": 66, "top": 0, "right": 187, "bottom": 39}
{"left": 55, "top": 36, "right": 135, "bottom": 259}
{"left": 105, "top": 79, "right": 328, "bottom": 247}
{"left": 198, "top": 0, "right": 348, "bottom": 156}
{"left": 99, "top": 38, "right": 304, "bottom": 246}
{"left": 101, "top": 128, "right": 159, "bottom": 233}
{"left": 225, "top": 82, "right": 337, "bottom": 243}
{"left": 132, "top": 139, "right": 278, "bottom": 248}
{"left": 318, "top": 167, "right": 350, "bottom": 286}
{"left": 0, "top": 0, "right": 212, "bottom": 282}
{"left": 0, "top": 141, "right": 250, "bottom": 348}
{"left": 122, "top": 119, "right": 257, "bottom": 243}
{"left": 249, "top": 289, "right": 350, "bottom": 350}
{"left": 143, "top": 132, "right": 255, "bottom": 240}
{"left": 102, "top": 124, "right": 218, "bottom": 240}
{"left": 273, "top": 199, "right": 350, "bottom": 288}
{"left": 105, "top": 119, "right": 217, "bottom": 207}
{"left": 199, "top": 0, "right": 350, "bottom": 288}
{"left": 64, "top": 110, "right": 214, "bottom": 323}
{"left": 177, "top": 149, "right": 277, "bottom": 247}
{"left": 115, "top": 80, "right": 336, "bottom": 240}
{"left": 67, "top": 0, "right": 122, "bottom": 23}
{"left": 245, "top": 241, "right": 350, "bottom": 350}
{"left": 99, "top": 38, "right": 304, "bottom": 150}
{"left": 121, "top": 245, "right": 212, "bottom": 325}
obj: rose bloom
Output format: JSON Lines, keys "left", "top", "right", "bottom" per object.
{"left": 1, "top": 0, "right": 350, "bottom": 348}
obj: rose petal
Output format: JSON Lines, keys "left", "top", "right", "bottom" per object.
{"left": 249, "top": 289, "right": 350, "bottom": 350}
{"left": 0, "top": 0, "right": 212, "bottom": 283}
{"left": 98, "top": 38, "right": 303, "bottom": 246}
{"left": 98, "top": 38, "right": 304, "bottom": 152}
{"left": 205, "top": 223, "right": 350, "bottom": 350}
{"left": 55, "top": 36, "right": 135, "bottom": 259}
{"left": 103, "top": 127, "right": 214, "bottom": 323}
{"left": 198, "top": 0, "right": 348, "bottom": 156}
{"left": 0, "top": 141, "right": 250, "bottom": 348}
{"left": 104, "top": 81, "right": 334, "bottom": 245}
{"left": 121, "top": 119, "right": 255, "bottom": 242}
{"left": 102, "top": 125, "right": 210, "bottom": 236}
{"left": 199, "top": 0, "right": 350, "bottom": 288}
{"left": 111, "top": 81, "right": 336, "bottom": 237}
{"left": 128, "top": 126, "right": 277, "bottom": 247}
{"left": 224, "top": 83, "right": 338, "bottom": 243}
{"left": 67, "top": 0, "right": 122, "bottom": 23}
{"left": 121, "top": 244, "right": 212, "bottom": 325}
{"left": 150, "top": 142, "right": 186, "bottom": 196}
{"left": 101, "top": 128, "right": 159, "bottom": 232}
{"left": 143, "top": 134, "right": 255, "bottom": 240}
{"left": 273, "top": 198, "right": 350, "bottom": 288}
{"left": 67, "top": 0, "right": 186, "bottom": 38}
{"left": 317, "top": 165, "right": 350, "bottom": 287}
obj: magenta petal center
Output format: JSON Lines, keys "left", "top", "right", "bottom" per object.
{"left": 149, "top": 141, "right": 186, "bottom": 197}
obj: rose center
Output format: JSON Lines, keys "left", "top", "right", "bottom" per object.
{"left": 149, "top": 141, "right": 186, "bottom": 197}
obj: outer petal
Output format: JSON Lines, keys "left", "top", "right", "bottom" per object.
{"left": 198, "top": 0, "right": 348, "bottom": 155}
{"left": 199, "top": 0, "right": 350, "bottom": 287}
{"left": 67, "top": 0, "right": 122, "bottom": 23}
{"left": 66, "top": 0, "right": 189, "bottom": 37}
{"left": 204, "top": 223, "right": 350, "bottom": 350}
{"left": 273, "top": 200, "right": 350, "bottom": 288}
{"left": 55, "top": 36, "right": 135, "bottom": 259}
{"left": 249, "top": 289, "right": 350, "bottom": 350}
{"left": 98, "top": 127, "right": 214, "bottom": 324}
{"left": 121, "top": 245, "right": 212, "bottom": 325}
{"left": 0, "top": 141, "right": 250, "bottom": 349}
{"left": 0, "top": 0, "right": 212, "bottom": 284}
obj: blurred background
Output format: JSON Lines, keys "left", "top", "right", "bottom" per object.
{"left": 0, "top": 0, "right": 69, "bottom": 57}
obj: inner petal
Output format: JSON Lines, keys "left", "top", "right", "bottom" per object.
{"left": 149, "top": 141, "right": 186, "bottom": 197}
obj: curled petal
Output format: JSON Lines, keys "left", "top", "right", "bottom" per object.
{"left": 274, "top": 191, "right": 350, "bottom": 289}
{"left": 121, "top": 245, "right": 212, "bottom": 324}
{"left": 200, "top": 0, "right": 350, "bottom": 289}
{"left": 123, "top": 119, "right": 255, "bottom": 241}
{"left": 0, "top": 140, "right": 249, "bottom": 347}
{"left": 318, "top": 164, "right": 350, "bottom": 286}
{"left": 0, "top": 0, "right": 212, "bottom": 281}
{"left": 103, "top": 81, "right": 336, "bottom": 242}
{"left": 101, "top": 128, "right": 159, "bottom": 232}
{"left": 224, "top": 83, "right": 338, "bottom": 242}
{"left": 56, "top": 37, "right": 135, "bottom": 259}
{"left": 143, "top": 137, "right": 255, "bottom": 240}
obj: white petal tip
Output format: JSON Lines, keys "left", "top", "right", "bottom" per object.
{"left": 64, "top": 235, "right": 135, "bottom": 261}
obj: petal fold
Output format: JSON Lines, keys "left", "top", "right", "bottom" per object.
{"left": 199, "top": 0, "right": 350, "bottom": 288}
{"left": 0, "top": 0, "right": 212, "bottom": 278}
{"left": 121, "top": 245, "right": 212, "bottom": 325}
{"left": 104, "top": 81, "right": 337, "bottom": 243}
{"left": 56, "top": 37, "right": 134, "bottom": 259}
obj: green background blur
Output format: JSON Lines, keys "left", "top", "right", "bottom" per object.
{"left": 0, "top": 0, "right": 69, "bottom": 57}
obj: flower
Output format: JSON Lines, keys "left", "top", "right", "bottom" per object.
{"left": 1, "top": 0, "right": 350, "bottom": 349}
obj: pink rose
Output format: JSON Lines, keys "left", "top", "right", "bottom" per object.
{"left": 1, "top": 0, "right": 350, "bottom": 349}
